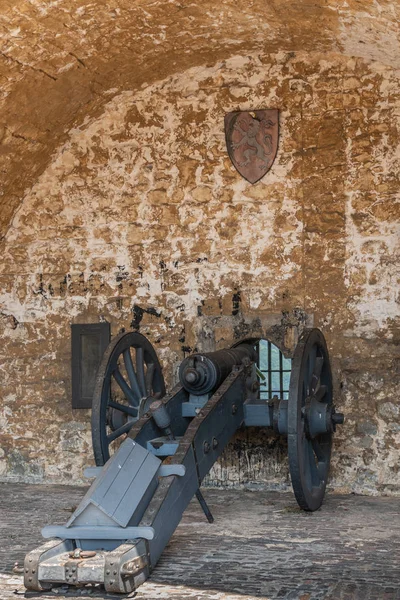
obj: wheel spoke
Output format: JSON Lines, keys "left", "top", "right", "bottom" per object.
{"left": 108, "top": 400, "right": 138, "bottom": 418}
{"left": 306, "top": 438, "right": 321, "bottom": 487}
{"left": 145, "top": 363, "right": 155, "bottom": 395}
{"left": 107, "top": 421, "right": 135, "bottom": 443}
{"left": 307, "top": 345, "right": 317, "bottom": 395}
{"left": 304, "top": 356, "right": 310, "bottom": 397}
{"left": 315, "top": 385, "right": 327, "bottom": 402}
{"left": 311, "top": 438, "right": 325, "bottom": 461}
{"left": 113, "top": 367, "right": 139, "bottom": 406}
{"left": 123, "top": 350, "right": 142, "bottom": 401}
{"left": 312, "top": 439, "right": 329, "bottom": 480}
{"left": 310, "top": 356, "right": 323, "bottom": 394}
{"left": 136, "top": 347, "right": 146, "bottom": 397}
{"left": 302, "top": 436, "right": 313, "bottom": 489}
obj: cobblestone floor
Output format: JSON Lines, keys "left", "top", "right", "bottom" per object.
{"left": 0, "top": 484, "right": 399, "bottom": 600}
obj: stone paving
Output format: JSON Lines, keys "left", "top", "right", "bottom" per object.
{"left": 0, "top": 484, "right": 399, "bottom": 600}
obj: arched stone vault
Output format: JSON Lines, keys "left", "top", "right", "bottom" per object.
{"left": 1, "top": 0, "right": 400, "bottom": 239}
{"left": 0, "top": 0, "right": 399, "bottom": 492}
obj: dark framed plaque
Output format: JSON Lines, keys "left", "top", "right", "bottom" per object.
{"left": 71, "top": 323, "right": 110, "bottom": 409}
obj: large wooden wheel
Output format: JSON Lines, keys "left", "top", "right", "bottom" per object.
{"left": 91, "top": 331, "right": 165, "bottom": 466}
{"left": 288, "top": 328, "right": 342, "bottom": 511}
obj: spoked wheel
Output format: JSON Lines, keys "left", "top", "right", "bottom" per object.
{"left": 288, "top": 328, "right": 343, "bottom": 511}
{"left": 91, "top": 331, "right": 165, "bottom": 466}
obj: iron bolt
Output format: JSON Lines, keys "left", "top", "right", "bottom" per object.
{"left": 109, "top": 580, "right": 114, "bottom": 585}
{"left": 212, "top": 437, "right": 218, "bottom": 449}
{"left": 113, "top": 571, "right": 117, "bottom": 575}
{"left": 203, "top": 441, "right": 210, "bottom": 454}
{"left": 106, "top": 570, "right": 110, "bottom": 575}
{"left": 332, "top": 412, "right": 344, "bottom": 425}
{"left": 232, "top": 404, "right": 238, "bottom": 415}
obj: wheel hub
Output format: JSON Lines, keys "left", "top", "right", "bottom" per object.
{"left": 303, "top": 397, "right": 344, "bottom": 438}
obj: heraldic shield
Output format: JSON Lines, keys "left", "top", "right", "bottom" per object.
{"left": 224, "top": 109, "right": 279, "bottom": 184}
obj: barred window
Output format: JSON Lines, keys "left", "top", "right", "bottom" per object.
{"left": 257, "top": 339, "right": 291, "bottom": 400}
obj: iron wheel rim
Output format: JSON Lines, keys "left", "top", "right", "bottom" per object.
{"left": 288, "top": 328, "right": 333, "bottom": 511}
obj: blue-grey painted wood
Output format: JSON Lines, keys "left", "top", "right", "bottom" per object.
{"left": 113, "top": 367, "right": 139, "bottom": 406}
{"left": 193, "top": 376, "right": 245, "bottom": 481}
{"left": 41, "top": 526, "right": 155, "bottom": 541}
{"left": 66, "top": 439, "right": 161, "bottom": 528}
{"left": 140, "top": 371, "right": 244, "bottom": 568}
{"left": 123, "top": 349, "right": 142, "bottom": 402}
{"left": 244, "top": 401, "right": 273, "bottom": 427}
{"left": 83, "top": 466, "right": 102, "bottom": 478}
{"left": 113, "top": 453, "right": 159, "bottom": 527}
{"left": 140, "top": 447, "right": 199, "bottom": 567}
{"left": 146, "top": 437, "right": 180, "bottom": 456}
{"left": 84, "top": 463, "right": 186, "bottom": 479}
{"left": 133, "top": 387, "right": 189, "bottom": 447}
{"left": 158, "top": 464, "right": 186, "bottom": 477}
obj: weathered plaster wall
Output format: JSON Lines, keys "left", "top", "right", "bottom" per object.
{"left": 1, "top": 50, "right": 399, "bottom": 494}
{"left": 0, "top": 1, "right": 399, "bottom": 495}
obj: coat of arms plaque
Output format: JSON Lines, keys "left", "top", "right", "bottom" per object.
{"left": 224, "top": 109, "right": 279, "bottom": 183}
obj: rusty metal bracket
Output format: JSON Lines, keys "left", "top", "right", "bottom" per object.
{"left": 24, "top": 539, "right": 73, "bottom": 591}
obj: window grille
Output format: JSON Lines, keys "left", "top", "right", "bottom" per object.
{"left": 257, "top": 339, "right": 291, "bottom": 400}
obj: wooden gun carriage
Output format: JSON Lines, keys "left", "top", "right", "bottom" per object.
{"left": 25, "top": 327, "right": 343, "bottom": 593}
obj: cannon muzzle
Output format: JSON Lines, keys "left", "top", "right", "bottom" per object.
{"left": 179, "top": 344, "right": 256, "bottom": 395}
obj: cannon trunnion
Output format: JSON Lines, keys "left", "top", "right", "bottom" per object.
{"left": 25, "top": 328, "right": 343, "bottom": 593}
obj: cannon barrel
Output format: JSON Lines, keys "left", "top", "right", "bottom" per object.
{"left": 179, "top": 344, "right": 256, "bottom": 395}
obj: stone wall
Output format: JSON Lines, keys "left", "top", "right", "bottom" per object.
{"left": 0, "top": 1, "right": 399, "bottom": 494}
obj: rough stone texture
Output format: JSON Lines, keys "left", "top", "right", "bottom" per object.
{"left": 0, "top": 1, "right": 399, "bottom": 493}
{"left": 1, "top": 484, "right": 400, "bottom": 599}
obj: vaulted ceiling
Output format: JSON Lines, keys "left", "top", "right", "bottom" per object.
{"left": 1, "top": 0, "right": 399, "bottom": 239}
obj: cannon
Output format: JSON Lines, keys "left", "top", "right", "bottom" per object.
{"left": 24, "top": 328, "right": 343, "bottom": 593}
